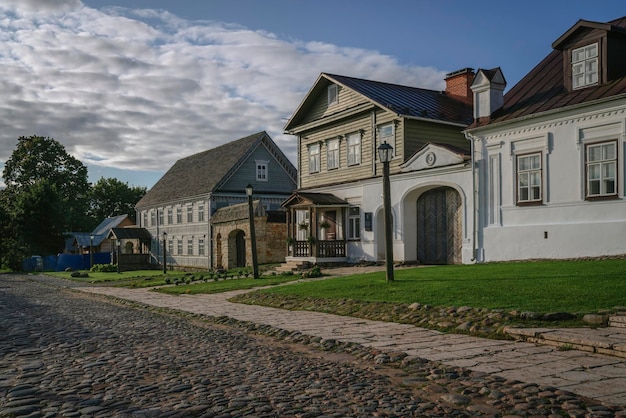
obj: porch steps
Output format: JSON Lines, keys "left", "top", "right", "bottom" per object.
{"left": 274, "top": 260, "right": 313, "bottom": 274}
{"left": 609, "top": 314, "right": 626, "bottom": 328}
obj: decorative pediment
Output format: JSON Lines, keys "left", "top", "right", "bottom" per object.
{"left": 400, "top": 143, "right": 469, "bottom": 172}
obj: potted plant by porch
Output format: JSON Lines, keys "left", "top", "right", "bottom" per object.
{"left": 319, "top": 221, "right": 331, "bottom": 230}
{"left": 298, "top": 222, "right": 309, "bottom": 231}
{"left": 286, "top": 236, "right": 295, "bottom": 255}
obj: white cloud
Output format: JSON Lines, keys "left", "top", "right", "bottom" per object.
{"left": 0, "top": 3, "right": 447, "bottom": 185}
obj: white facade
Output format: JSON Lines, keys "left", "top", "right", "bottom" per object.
{"left": 305, "top": 144, "right": 476, "bottom": 264}
{"left": 469, "top": 100, "right": 626, "bottom": 262}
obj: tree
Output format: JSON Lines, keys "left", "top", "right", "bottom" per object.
{"left": 88, "top": 177, "right": 147, "bottom": 224}
{"left": 2, "top": 136, "right": 91, "bottom": 264}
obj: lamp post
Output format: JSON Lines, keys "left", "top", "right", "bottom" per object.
{"left": 89, "top": 234, "right": 94, "bottom": 270}
{"left": 378, "top": 141, "right": 394, "bottom": 282}
{"left": 162, "top": 232, "right": 167, "bottom": 274}
{"left": 116, "top": 240, "right": 121, "bottom": 274}
{"left": 245, "top": 184, "right": 259, "bottom": 279}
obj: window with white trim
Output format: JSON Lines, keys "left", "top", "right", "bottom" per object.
{"left": 198, "top": 203, "right": 204, "bottom": 222}
{"left": 142, "top": 211, "right": 147, "bottom": 227}
{"left": 187, "top": 239, "right": 193, "bottom": 255}
{"left": 327, "top": 84, "right": 338, "bottom": 106}
{"left": 187, "top": 205, "right": 193, "bottom": 223}
{"left": 516, "top": 153, "right": 542, "bottom": 203}
{"left": 198, "top": 238, "right": 205, "bottom": 255}
{"left": 176, "top": 207, "right": 182, "bottom": 224}
{"left": 150, "top": 210, "right": 156, "bottom": 226}
{"left": 347, "top": 132, "right": 361, "bottom": 166}
{"left": 586, "top": 141, "right": 617, "bottom": 198}
{"left": 167, "top": 208, "right": 173, "bottom": 224}
{"left": 309, "top": 143, "right": 320, "bottom": 173}
{"left": 327, "top": 138, "right": 339, "bottom": 170}
{"left": 572, "top": 43, "right": 598, "bottom": 89}
{"left": 177, "top": 239, "right": 183, "bottom": 255}
{"left": 378, "top": 123, "right": 395, "bottom": 157}
{"left": 348, "top": 207, "right": 361, "bottom": 240}
{"left": 158, "top": 209, "right": 164, "bottom": 226}
{"left": 256, "top": 160, "right": 268, "bottom": 181}
{"left": 167, "top": 240, "right": 173, "bottom": 256}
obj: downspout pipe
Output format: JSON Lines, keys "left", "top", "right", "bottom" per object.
{"left": 464, "top": 130, "right": 479, "bottom": 263}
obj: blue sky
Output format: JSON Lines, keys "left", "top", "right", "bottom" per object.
{"left": 0, "top": 0, "right": 622, "bottom": 189}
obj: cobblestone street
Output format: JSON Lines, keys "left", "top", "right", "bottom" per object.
{"left": 1, "top": 275, "right": 623, "bottom": 417}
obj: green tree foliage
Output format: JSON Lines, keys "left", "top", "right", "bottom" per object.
{"left": 88, "top": 177, "right": 146, "bottom": 224}
{"left": 1, "top": 136, "right": 91, "bottom": 264}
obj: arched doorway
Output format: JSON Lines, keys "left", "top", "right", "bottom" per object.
{"left": 227, "top": 230, "right": 247, "bottom": 268}
{"left": 417, "top": 187, "right": 462, "bottom": 264}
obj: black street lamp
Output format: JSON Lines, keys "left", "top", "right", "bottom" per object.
{"left": 116, "top": 240, "right": 121, "bottom": 274}
{"left": 162, "top": 231, "right": 167, "bottom": 274}
{"left": 378, "top": 141, "right": 394, "bottom": 282}
{"left": 89, "top": 234, "right": 94, "bottom": 270}
{"left": 245, "top": 184, "right": 259, "bottom": 279}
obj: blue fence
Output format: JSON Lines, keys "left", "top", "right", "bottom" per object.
{"left": 22, "top": 252, "right": 112, "bottom": 272}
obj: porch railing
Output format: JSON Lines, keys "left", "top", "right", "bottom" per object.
{"left": 292, "top": 240, "right": 346, "bottom": 258}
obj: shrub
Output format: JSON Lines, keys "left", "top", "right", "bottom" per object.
{"left": 90, "top": 264, "right": 117, "bottom": 273}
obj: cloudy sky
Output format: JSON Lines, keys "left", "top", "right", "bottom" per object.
{"left": 0, "top": 0, "right": 621, "bottom": 188}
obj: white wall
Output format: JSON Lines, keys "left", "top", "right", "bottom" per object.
{"left": 473, "top": 100, "right": 626, "bottom": 262}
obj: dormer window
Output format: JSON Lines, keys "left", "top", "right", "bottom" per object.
{"left": 572, "top": 43, "right": 598, "bottom": 89}
{"left": 327, "top": 84, "right": 338, "bottom": 106}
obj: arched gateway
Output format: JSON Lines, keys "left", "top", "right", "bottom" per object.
{"left": 417, "top": 187, "right": 462, "bottom": 264}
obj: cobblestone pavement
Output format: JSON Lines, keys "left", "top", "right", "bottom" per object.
{"left": 1, "top": 274, "right": 625, "bottom": 417}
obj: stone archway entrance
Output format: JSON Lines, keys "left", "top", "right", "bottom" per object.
{"left": 228, "top": 230, "right": 247, "bottom": 268}
{"left": 417, "top": 187, "right": 462, "bottom": 264}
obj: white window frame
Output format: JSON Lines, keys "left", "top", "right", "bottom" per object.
{"left": 327, "top": 138, "right": 339, "bottom": 170}
{"left": 348, "top": 206, "right": 361, "bottom": 240}
{"left": 167, "top": 240, "right": 173, "bottom": 256}
{"left": 142, "top": 211, "right": 147, "bottom": 227}
{"left": 187, "top": 205, "right": 193, "bottom": 223}
{"left": 176, "top": 207, "right": 182, "bottom": 224}
{"left": 150, "top": 210, "right": 156, "bottom": 226}
{"left": 586, "top": 141, "right": 617, "bottom": 198}
{"left": 309, "top": 143, "right": 320, "bottom": 173}
{"left": 158, "top": 209, "right": 164, "bottom": 226}
{"left": 177, "top": 239, "right": 183, "bottom": 255}
{"left": 187, "top": 239, "right": 193, "bottom": 255}
{"left": 572, "top": 43, "right": 598, "bottom": 89}
{"left": 378, "top": 123, "right": 395, "bottom": 158}
{"left": 347, "top": 132, "right": 361, "bottom": 166}
{"left": 516, "top": 152, "right": 542, "bottom": 204}
{"left": 256, "top": 160, "right": 269, "bottom": 182}
{"left": 198, "top": 238, "right": 205, "bottom": 255}
{"left": 327, "top": 84, "right": 338, "bottom": 106}
{"left": 198, "top": 203, "right": 204, "bottom": 222}
{"left": 167, "top": 208, "right": 173, "bottom": 224}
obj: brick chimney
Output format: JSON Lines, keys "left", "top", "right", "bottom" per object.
{"left": 445, "top": 68, "right": 474, "bottom": 104}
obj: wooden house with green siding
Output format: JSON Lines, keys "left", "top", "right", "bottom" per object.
{"left": 282, "top": 71, "right": 475, "bottom": 266}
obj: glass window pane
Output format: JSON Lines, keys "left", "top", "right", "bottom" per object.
{"left": 588, "top": 164, "right": 600, "bottom": 180}
{"left": 589, "top": 180, "right": 600, "bottom": 195}
{"left": 603, "top": 144, "right": 616, "bottom": 160}
{"left": 530, "top": 172, "right": 541, "bottom": 186}
{"left": 603, "top": 162, "right": 615, "bottom": 178}
{"left": 604, "top": 180, "right": 615, "bottom": 194}
{"left": 531, "top": 187, "right": 540, "bottom": 200}
{"left": 519, "top": 188, "right": 529, "bottom": 201}
{"left": 588, "top": 146, "right": 601, "bottom": 162}
{"left": 519, "top": 172, "right": 529, "bottom": 187}
{"left": 518, "top": 156, "right": 528, "bottom": 171}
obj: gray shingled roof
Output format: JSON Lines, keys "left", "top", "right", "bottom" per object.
{"left": 136, "top": 132, "right": 267, "bottom": 208}
{"left": 211, "top": 200, "right": 264, "bottom": 223}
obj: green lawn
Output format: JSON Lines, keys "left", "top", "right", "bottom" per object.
{"left": 155, "top": 276, "right": 300, "bottom": 295}
{"left": 250, "top": 259, "right": 626, "bottom": 313}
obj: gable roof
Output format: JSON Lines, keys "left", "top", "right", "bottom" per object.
{"left": 281, "top": 192, "right": 349, "bottom": 208}
{"left": 469, "top": 16, "right": 626, "bottom": 129}
{"left": 211, "top": 200, "right": 265, "bottom": 223}
{"left": 136, "top": 131, "right": 294, "bottom": 208}
{"left": 284, "top": 73, "right": 473, "bottom": 132}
